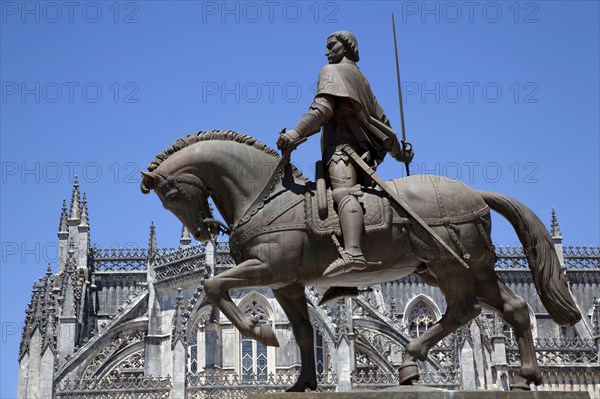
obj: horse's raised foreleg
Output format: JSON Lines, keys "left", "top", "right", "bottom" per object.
{"left": 476, "top": 273, "right": 541, "bottom": 389}
{"left": 272, "top": 285, "right": 318, "bottom": 392}
{"left": 400, "top": 261, "right": 481, "bottom": 385}
{"left": 203, "top": 259, "right": 279, "bottom": 347}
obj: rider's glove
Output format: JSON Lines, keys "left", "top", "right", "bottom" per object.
{"left": 394, "top": 147, "right": 414, "bottom": 164}
{"left": 276, "top": 129, "right": 303, "bottom": 153}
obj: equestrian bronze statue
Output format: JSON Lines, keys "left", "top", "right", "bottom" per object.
{"left": 141, "top": 32, "right": 581, "bottom": 393}
{"left": 141, "top": 130, "right": 581, "bottom": 392}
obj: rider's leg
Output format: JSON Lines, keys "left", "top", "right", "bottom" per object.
{"left": 322, "top": 157, "right": 368, "bottom": 277}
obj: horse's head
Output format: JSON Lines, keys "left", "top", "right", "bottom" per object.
{"left": 141, "top": 170, "right": 215, "bottom": 242}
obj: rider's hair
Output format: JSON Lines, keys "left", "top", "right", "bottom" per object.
{"left": 328, "top": 31, "right": 359, "bottom": 62}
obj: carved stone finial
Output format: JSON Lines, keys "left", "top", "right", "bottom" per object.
{"left": 148, "top": 222, "right": 157, "bottom": 257}
{"left": 59, "top": 200, "right": 68, "bottom": 234}
{"left": 79, "top": 193, "right": 89, "bottom": 228}
{"left": 69, "top": 177, "right": 81, "bottom": 221}
{"left": 46, "top": 263, "right": 53, "bottom": 277}
{"left": 551, "top": 208, "right": 562, "bottom": 239}
{"left": 180, "top": 225, "right": 191, "bottom": 247}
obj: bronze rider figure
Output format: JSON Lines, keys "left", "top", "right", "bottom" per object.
{"left": 277, "top": 31, "right": 414, "bottom": 278}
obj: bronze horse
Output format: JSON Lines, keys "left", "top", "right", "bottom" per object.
{"left": 141, "top": 130, "right": 581, "bottom": 392}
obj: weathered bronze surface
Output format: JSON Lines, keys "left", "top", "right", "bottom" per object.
{"left": 141, "top": 130, "right": 581, "bottom": 392}
{"left": 141, "top": 32, "right": 581, "bottom": 393}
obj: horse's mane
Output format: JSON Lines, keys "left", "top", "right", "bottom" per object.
{"left": 147, "top": 130, "right": 305, "bottom": 179}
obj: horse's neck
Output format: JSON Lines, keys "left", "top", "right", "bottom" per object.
{"left": 191, "top": 141, "right": 278, "bottom": 227}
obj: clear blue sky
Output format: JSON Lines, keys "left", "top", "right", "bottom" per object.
{"left": 1, "top": 1, "right": 598, "bottom": 397}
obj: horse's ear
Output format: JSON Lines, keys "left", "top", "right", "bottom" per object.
{"left": 140, "top": 171, "right": 158, "bottom": 194}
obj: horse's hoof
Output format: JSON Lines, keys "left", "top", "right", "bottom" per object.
{"left": 510, "top": 375, "right": 532, "bottom": 391}
{"left": 398, "top": 362, "right": 420, "bottom": 385}
{"left": 256, "top": 324, "right": 280, "bottom": 347}
{"left": 510, "top": 381, "right": 531, "bottom": 391}
{"left": 286, "top": 380, "right": 317, "bottom": 392}
{"left": 521, "top": 367, "right": 542, "bottom": 385}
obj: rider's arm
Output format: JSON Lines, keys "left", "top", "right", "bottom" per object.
{"left": 293, "top": 95, "right": 334, "bottom": 138}
{"left": 374, "top": 97, "right": 392, "bottom": 128}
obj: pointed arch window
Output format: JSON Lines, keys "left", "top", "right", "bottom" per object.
{"left": 241, "top": 298, "right": 270, "bottom": 382}
{"left": 188, "top": 308, "right": 211, "bottom": 374}
{"left": 406, "top": 300, "right": 437, "bottom": 338}
{"left": 315, "top": 328, "right": 324, "bottom": 375}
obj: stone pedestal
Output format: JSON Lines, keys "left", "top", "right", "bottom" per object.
{"left": 249, "top": 386, "right": 591, "bottom": 399}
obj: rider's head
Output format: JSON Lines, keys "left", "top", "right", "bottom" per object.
{"left": 327, "top": 31, "right": 359, "bottom": 63}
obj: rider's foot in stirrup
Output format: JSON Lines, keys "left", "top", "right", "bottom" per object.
{"left": 323, "top": 254, "right": 368, "bottom": 277}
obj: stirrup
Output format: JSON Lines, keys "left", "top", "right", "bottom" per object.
{"left": 323, "top": 254, "right": 371, "bottom": 277}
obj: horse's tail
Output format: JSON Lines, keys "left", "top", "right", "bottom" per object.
{"left": 478, "top": 190, "right": 581, "bottom": 326}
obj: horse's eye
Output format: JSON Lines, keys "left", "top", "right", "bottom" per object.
{"left": 165, "top": 188, "right": 179, "bottom": 203}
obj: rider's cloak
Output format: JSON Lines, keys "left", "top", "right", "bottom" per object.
{"left": 316, "top": 61, "right": 402, "bottom": 165}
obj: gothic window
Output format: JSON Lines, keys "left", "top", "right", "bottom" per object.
{"left": 241, "top": 297, "right": 271, "bottom": 382}
{"left": 315, "top": 328, "right": 324, "bottom": 375}
{"left": 187, "top": 308, "right": 210, "bottom": 374}
{"left": 309, "top": 313, "right": 329, "bottom": 376}
{"left": 189, "top": 328, "right": 199, "bottom": 373}
{"left": 406, "top": 300, "right": 438, "bottom": 338}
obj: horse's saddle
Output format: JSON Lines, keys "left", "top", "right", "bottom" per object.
{"left": 304, "top": 186, "right": 392, "bottom": 238}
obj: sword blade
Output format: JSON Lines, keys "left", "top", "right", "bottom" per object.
{"left": 392, "top": 13, "right": 407, "bottom": 144}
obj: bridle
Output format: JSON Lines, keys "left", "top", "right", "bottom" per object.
{"left": 154, "top": 171, "right": 228, "bottom": 237}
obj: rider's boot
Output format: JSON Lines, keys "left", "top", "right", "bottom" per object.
{"left": 323, "top": 193, "right": 368, "bottom": 277}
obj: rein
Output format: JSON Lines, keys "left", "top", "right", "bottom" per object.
{"left": 229, "top": 138, "right": 306, "bottom": 234}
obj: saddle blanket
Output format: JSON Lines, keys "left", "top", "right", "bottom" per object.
{"left": 304, "top": 186, "right": 392, "bottom": 238}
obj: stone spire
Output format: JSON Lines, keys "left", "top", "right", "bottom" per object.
{"left": 68, "top": 177, "right": 81, "bottom": 221}
{"left": 180, "top": 225, "right": 191, "bottom": 248}
{"left": 551, "top": 208, "right": 562, "bottom": 239}
{"left": 79, "top": 193, "right": 89, "bottom": 228}
{"left": 58, "top": 200, "right": 68, "bottom": 235}
{"left": 148, "top": 222, "right": 157, "bottom": 257}
{"left": 41, "top": 267, "right": 57, "bottom": 354}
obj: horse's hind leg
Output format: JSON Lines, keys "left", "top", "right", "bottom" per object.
{"left": 400, "top": 260, "right": 481, "bottom": 384}
{"left": 203, "top": 259, "right": 279, "bottom": 347}
{"left": 475, "top": 273, "right": 541, "bottom": 389}
{"left": 272, "top": 285, "right": 317, "bottom": 392}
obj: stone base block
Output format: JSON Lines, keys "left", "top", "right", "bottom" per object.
{"left": 249, "top": 386, "right": 591, "bottom": 399}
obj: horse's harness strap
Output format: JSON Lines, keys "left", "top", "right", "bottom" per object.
{"left": 229, "top": 152, "right": 292, "bottom": 232}
{"left": 231, "top": 194, "right": 306, "bottom": 247}
{"left": 417, "top": 206, "right": 490, "bottom": 226}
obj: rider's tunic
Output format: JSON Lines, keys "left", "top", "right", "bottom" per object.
{"left": 315, "top": 62, "right": 402, "bottom": 168}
